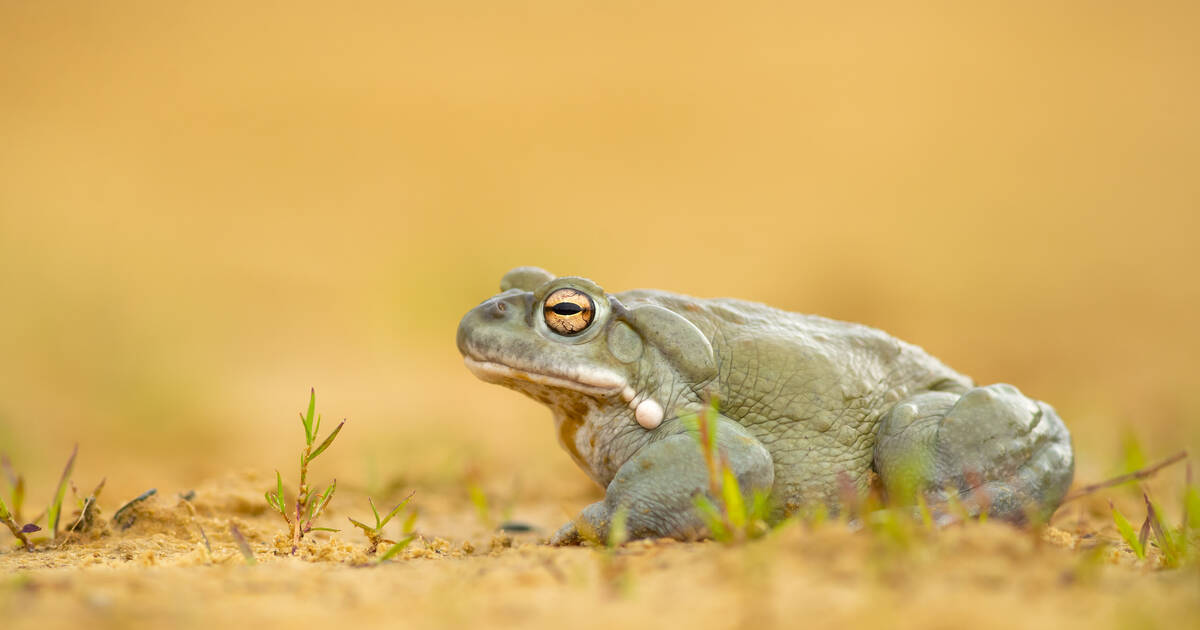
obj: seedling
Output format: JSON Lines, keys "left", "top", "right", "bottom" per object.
{"left": 46, "top": 444, "right": 77, "bottom": 540}
{"left": 0, "top": 455, "right": 27, "bottom": 524}
{"left": 0, "top": 445, "right": 86, "bottom": 550}
{"left": 348, "top": 491, "right": 416, "bottom": 553}
{"left": 0, "top": 495, "right": 38, "bottom": 551}
{"left": 685, "top": 396, "right": 771, "bottom": 543}
{"left": 264, "top": 389, "right": 345, "bottom": 555}
{"left": 1110, "top": 499, "right": 1145, "bottom": 560}
{"left": 66, "top": 478, "right": 106, "bottom": 534}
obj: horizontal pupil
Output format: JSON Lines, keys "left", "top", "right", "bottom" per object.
{"left": 551, "top": 302, "right": 584, "bottom": 316}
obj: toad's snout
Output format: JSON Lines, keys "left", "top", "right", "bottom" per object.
{"left": 456, "top": 291, "right": 527, "bottom": 357}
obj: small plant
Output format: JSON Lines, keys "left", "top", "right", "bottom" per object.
{"left": 684, "top": 396, "right": 771, "bottom": 543}
{"left": 1109, "top": 499, "right": 1145, "bottom": 560}
{"left": 65, "top": 478, "right": 106, "bottom": 534}
{"left": 1064, "top": 448, "right": 1196, "bottom": 568}
{"left": 1, "top": 445, "right": 88, "bottom": 550}
{"left": 348, "top": 492, "right": 416, "bottom": 554}
{"left": 45, "top": 445, "right": 77, "bottom": 540}
{"left": 0, "top": 496, "right": 38, "bottom": 551}
{"left": 1, "top": 454, "right": 36, "bottom": 550}
{"left": 1137, "top": 479, "right": 1200, "bottom": 568}
{"left": 1107, "top": 487, "right": 1199, "bottom": 567}
{"left": 264, "top": 389, "right": 345, "bottom": 555}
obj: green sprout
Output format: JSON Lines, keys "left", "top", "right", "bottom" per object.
{"left": 1109, "top": 499, "right": 1145, "bottom": 560}
{"left": 1, "top": 453, "right": 36, "bottom": 550}
{"left": 0, "top": 446, "right": 89, "bottom": 550}
{"left": 348, "top": 491, "right": 416, "bottom": 554}
{"left": 65, "top": 478, "right": 106, "bottom": 534}
{"left": 264, "top": 389, "right": 345, "bottom": 555}
{"left": 0, "top": 494, "right": 37, "bottom": 551}
{"left": 685, "top": 396, "right": 771, "bottom": 543}
{"left": 46, "top": 444, "right": 77, "bottom": 540}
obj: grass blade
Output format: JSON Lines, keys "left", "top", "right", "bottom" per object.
{"left": 308, "top": 479, "right": 337, "bottom": 523}
{"left": 378, "top": 492, "right": 415, "bottom": 529}
{"left": 720, "top": 466, "right": 746, "bottom": 531}
{"left": 369, "top": 497, "right": 381, "bottom": 529}
{"left": 348, "top": 517, "right": 374, "bottom": 534}
{"left": 306, "top": 420, "right": 345, "bottom": 463}
{"left": 1185, "top": 485, "right": 1200, "bottom": 531}
{"left": 302, "top": 388, "right": 316, "bottom": 444}
{"left": 1109, "top": 500, "right": 1145, "bottom": 559}
{"left": 378, "top": 534, "right": 416, "bottom": 562}
{"left": 1143, "top": 493, "right": 1181, "bottom": 567}
{"left": 607, "top": 505, "right": 629, "bottom": 548}
{"left": 266, "top": 471, "right": 287, "bottom": 517}
{"left": 693, "top": 495, "right": 730, "bottom": 542}
{"left": 47, "top": 444, "right": 78, "bottom": 538}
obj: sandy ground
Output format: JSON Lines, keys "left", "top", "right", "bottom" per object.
{"left": 3, "top": 470, "right": 1198, "bottom": 630}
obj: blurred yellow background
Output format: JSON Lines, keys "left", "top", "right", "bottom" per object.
{"left": 1, "top": 1, "right": 1197, "bottom": 504}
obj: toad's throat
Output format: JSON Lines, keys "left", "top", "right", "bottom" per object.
{"left": 463, "top": 356, "right": 626, "bottom": 396}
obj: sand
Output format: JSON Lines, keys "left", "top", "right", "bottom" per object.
{"left": 3, "top": 470, "right": 1197, "bottom": 630}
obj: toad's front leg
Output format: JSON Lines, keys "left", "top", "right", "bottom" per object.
{"left": 550, "top": 417, "right": 774, "bottom": 545}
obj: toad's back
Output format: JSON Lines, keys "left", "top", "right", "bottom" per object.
{"left": 616, "top": 289, "right": 972, "bottom": 507}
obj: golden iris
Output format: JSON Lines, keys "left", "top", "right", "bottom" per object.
{"left": 543, "top": 288, "right": 595, "bottom": 335}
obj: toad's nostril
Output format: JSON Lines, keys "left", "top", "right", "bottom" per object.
{"left": 485, "top": 299, "right": 508, "bottom": 320}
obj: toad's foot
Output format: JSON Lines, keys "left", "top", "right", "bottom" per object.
{"left": 873, "top": 383, "right": 1074, "bottom": 523}
{"left": 550, "top": 416, "right": 774, "bottom": 545}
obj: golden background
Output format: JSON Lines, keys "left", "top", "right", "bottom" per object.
{"left": 1, "top": 1, "right": 1197, "bottom": 504}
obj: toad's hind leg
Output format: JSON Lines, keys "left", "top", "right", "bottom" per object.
{"left": 873, "top": 384, "right": 1074, "bottom": 523}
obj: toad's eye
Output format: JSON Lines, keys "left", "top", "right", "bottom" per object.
{"left": 543, "top": 288, "right": 595, "bottom": 336}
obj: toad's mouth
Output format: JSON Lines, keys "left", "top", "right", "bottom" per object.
{"left": 463, "top": 356, "right": 626, "bottom": 396}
